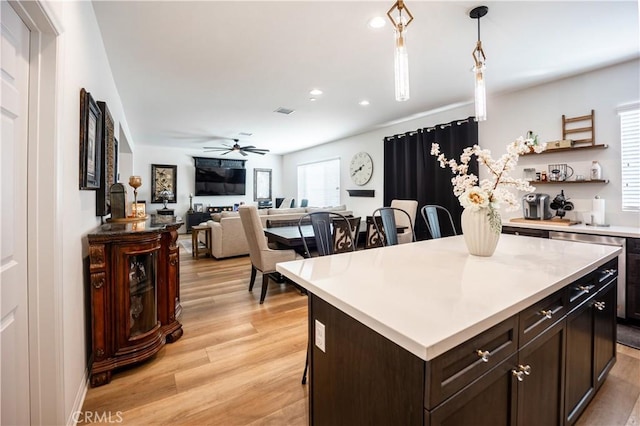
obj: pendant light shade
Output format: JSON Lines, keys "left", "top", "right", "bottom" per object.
{"left": 388, "top": 0, "right": 413, "bottom": 102}
{"left": 470, "top": 6, "right": 488, "bottom": 121}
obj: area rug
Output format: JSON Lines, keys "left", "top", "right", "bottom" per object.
{"left": 617, "top": 323, "right": 640, "bottom": 350}
{"left": 179, "top": 240, "right": 192, "bottom": 254}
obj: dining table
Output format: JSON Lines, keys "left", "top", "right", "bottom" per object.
{"left": 263, "top": 219, "right": 407, "bottom": 253}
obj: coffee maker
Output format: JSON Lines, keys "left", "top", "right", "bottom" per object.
{"left": 522, "top": 193, "right": 553, "bottom": 220}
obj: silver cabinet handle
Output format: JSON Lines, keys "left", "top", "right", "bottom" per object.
{"left": 594, "top": 301, "right": 605, "bottom": 311}
{"left": 476, "top": 349, "right": 491, "bottom": 362}
{"left": 540, "top": 309, "right": 553, "bottom": 319}
{"left": 511, "top": 364, "right": 532, "bottom": 382}
{"left": 577, "top": 285, "right": 591, "bottom": 293}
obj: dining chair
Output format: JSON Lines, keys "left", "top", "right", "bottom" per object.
{"left": 372, "top": 207, "right": 415, "bottom": 246}
{"left": 298, "top": 211, "right": 358, "bottom": 385}
{"left": 390, "top": 199, "right": 418, "bottom": 244}
{"left": 420, "top": 205, "right": 457, "bottom": 239}
{"left": 298, "top": 211, "right": 357, "bottom": 258}
{"left": 238, "top": 205, "right": 300, "bottom": 304}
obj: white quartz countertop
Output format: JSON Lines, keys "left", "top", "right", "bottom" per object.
{"left": 276, "top": 235, "right": 621, "bottom": 361}
{"left": 503, "top": 219, "right": 640, "bottom": 238}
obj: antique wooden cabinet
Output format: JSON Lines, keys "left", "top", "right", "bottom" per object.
{"left": 87, "top": 218, "right": 183, "bottom": 386}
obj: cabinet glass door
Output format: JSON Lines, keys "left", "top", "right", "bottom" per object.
{"left": 128, "top": 253, "right": 157, "bottom": 337}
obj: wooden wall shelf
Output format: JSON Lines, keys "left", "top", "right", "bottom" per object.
{"left": 523, "top": 144, "right": 608, "bottom": 155}
{"left": 532, "top": 179, "right": 609, "bottom": 185}
{"left": 347, "top": 189, "right": 375, "bottom": 197}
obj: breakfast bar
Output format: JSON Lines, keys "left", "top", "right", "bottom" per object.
{"left": 277, "top": 234, "right": 622, "bottom": 425}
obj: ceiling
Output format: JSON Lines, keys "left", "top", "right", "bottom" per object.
{"left": 92, "top": 1, "right": 639, "bottom": 155}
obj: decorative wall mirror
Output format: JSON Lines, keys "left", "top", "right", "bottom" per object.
{"left": 253, "top": 168, "right": 272, "bottom": 201}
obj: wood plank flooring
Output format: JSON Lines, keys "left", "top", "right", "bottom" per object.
{"left": 82, "top": 241, "right": 640, "bottom": 425}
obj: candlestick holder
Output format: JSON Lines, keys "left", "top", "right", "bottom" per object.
{"left": 128, "top": 175, "right": 142, "bottom": 217}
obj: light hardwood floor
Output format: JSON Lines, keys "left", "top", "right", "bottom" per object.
{"left": 82, "top": 242, "right": 640, "bottom": 425}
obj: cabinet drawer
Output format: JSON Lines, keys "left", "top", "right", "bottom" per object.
{"left": 519, "top": 287, "right": 568, "bottom": 346}
{"left": 568, "top": 272, "right": 598, "bottom": 311}
{"left": 425, "top": 315, "right": 518, "bottom": 409}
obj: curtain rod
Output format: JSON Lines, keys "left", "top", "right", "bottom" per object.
{"left": 385, "top": 116, "right": 476, "bottom": 140}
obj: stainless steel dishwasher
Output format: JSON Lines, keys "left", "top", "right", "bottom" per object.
{"left": 549, "top": 231, "right": 627, "bottom": 318}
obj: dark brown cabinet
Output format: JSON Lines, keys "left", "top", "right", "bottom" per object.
{"left": 565, "top": 278, "right": 617, "bottom": 425}
{"left": 307, "top": 260, "right": 617, "bottom": 425}
{"left": 627, "top": 238, "right": 640, "bottom": 321}
{"left": 516, "top": 320, "right": 566, "bottom": 426}
{"left": 502, "top": 226, "right": 550, "bottom": 239}
{"left": 87, "top": 219, "right": 183, "bottom": 386}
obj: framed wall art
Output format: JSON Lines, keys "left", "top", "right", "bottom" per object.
{"left": 96, "top": 101, "right": 116, "bottom": 215}
{"left": 151, "top": 164, "right": 177, "bottom": 203}
{"left": 253, "top": 168, "right": 272, "bottom": 201}
{"left": 79, "top": 88, "right": 102, "bottom": 190}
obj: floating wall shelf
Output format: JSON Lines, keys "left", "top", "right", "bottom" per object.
{"left": 346, "top": 189, "right": 375, "bottom": 197}
{"left": 532, "top": 179, "right": 609, "bottom": 185}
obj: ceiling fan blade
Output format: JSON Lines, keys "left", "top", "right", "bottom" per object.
{"left": 203, "top": 147, "right": 229, "bottom": 150}
{"left": 239, "top": 145, "right": 256, "bottom": 149}
{"left": 245, "top": 148, "right": 270, "bottom": 153}
{"left": 220, "top": 151, "right": 231, "bottom": 155}
{"left": 239, "top": 150, "right": 248, "bottom": 156}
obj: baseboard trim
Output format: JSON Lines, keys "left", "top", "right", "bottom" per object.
{"left": 66, "top": 368, "right": 89, "bottom": 426}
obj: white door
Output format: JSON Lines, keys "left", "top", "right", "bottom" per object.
{"left": 1, "top": 2, "right": 31, "bottom": 424}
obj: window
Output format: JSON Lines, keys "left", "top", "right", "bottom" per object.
{"left": 297, "top": 158, "right": 341, "bottom": 207}
{"left": 620, "top": 104, "right": 640, "bottom": 211}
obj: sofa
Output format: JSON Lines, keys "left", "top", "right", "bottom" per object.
{"left": 200, "top": 205, "right": 353, "bottom": 259}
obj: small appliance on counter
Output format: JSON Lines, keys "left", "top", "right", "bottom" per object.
{"left": 522, "top": 193, "right": 553, "bottom": 220}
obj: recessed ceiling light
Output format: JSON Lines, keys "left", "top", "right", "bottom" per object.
{"left": 368, "top": 16, "right": 386, "bottom": 29}
{"left": 310, "top": 98, "right": 317, "bottom": 102}
{"left": 239, "top": 132, "right": 253, "bottom": 136}
{"left": 309, "top": 89, "right": 323, "bottom": 96}
{"left": 359, "top": 100, "right": 370, "bottom": 106}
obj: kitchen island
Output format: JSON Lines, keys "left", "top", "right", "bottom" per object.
{"left": 277, "top": 234, "right": 621, "bottom": 425}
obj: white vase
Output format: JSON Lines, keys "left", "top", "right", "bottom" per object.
{"left": 461, "top": 208, "right": 502, "bottom": 257}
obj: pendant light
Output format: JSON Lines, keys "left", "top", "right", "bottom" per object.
{"left": 387, "top": 0, "right": 414, "bottom": 102}
{"left": 469, "top": 6, "right": 488, "bottom": 121}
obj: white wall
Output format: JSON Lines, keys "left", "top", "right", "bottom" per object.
{"left": 133, "top": 145, "right": 282, "bottom": 231}
{"left": 55, "top": 1, "right": 134, "bottom": 422}
{"left": 283, "top": 59, "right": 640, "bottom": 227}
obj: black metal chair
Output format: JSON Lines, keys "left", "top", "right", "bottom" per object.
{"left": 372, "top": 207, "right": 415, "bottom": 246}
{"left": 298, "top": 211, "right": 358, "bottom": 384}
{"left": 421, "top": 205, "right": 457, "bottom": 239}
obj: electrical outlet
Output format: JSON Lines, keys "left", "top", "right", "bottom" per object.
{"left": 315, "top": 320, "right": 326, "bottom": 353}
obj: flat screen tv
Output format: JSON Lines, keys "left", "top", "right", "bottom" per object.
{"left": 195, "top": 166, "right": 246, "bottom": 196}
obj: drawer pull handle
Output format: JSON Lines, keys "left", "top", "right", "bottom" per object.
{"left": 594, "top": 301, "right": 605, "bottom": 311}
{"left": 476, "top": 350, "right": 491, "bottom": 362}
{"left": 577, "top": 285, "right": 591, "bottom": 294}
{"left": 511, "top": 364, "right": 532, "bottom": 382}
{"left": 540, "top": 309, "right": 553, "bottom": 319}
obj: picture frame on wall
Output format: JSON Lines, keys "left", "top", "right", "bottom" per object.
{"left": 79, "top": 88, "right": 103, "bottom": 190}
{"left": 253, "top": 168, "right": 272, "bottom": 201}
{"left": 194, "top": 203, "right": 203, "bottom": 213}
{"left": 96, "top": 100, "right": 116, "bottom": 215}
{"left": 151, "top": 164, "right": 177, "bottom": 204}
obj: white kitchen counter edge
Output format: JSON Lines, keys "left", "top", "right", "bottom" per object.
{"left": 503, "top": 219, "right": 640, "bottom": 238}
{"left": 276, "top": 237, "right": 621, "bottom": 362}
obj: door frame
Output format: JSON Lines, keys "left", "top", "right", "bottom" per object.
{"left": 8, "top": 1, "right": 64, "bottom": 424}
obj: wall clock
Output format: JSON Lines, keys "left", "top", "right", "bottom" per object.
{"left": 350, "top": 152, "right": 373, "bottom": 186}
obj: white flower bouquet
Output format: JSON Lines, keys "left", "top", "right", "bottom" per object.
{"left": 430, "top": 136, "right": 545, "bottom": 232}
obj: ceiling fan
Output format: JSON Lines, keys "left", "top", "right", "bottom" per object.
{"left": 203, "top": 138, "right": 270, "bottom": 156}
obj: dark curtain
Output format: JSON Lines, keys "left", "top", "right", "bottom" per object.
{"left": 383, "top": 117, "right": 478, "bottom": 240}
